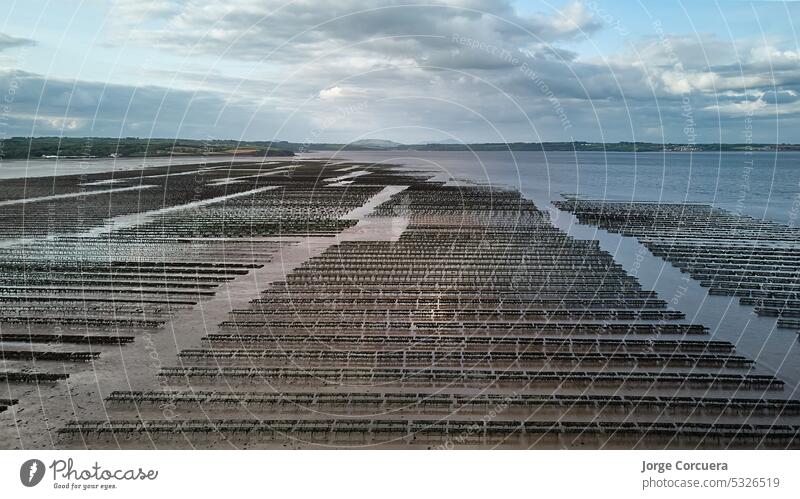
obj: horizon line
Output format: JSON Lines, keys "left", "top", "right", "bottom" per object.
{"left": 6, "top": 136, "right": 800, "bottom": 146}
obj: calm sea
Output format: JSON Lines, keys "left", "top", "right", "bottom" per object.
{"left": 316, "top": 150, "right": 800, "bottom": 225}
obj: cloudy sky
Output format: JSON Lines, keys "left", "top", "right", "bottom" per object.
{"left": 1, "top": 0, "right": 799, "bottom": 143}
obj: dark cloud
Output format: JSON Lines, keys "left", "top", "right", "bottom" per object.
{"left": 114, "top": 0, "right": 602, "bottom": 63}
{"left": 762, "top": 90, "right": 800, "bottom": 105}
{"left": 0, "top": 70, "right": 295, "bottom": 139}
{"left": 0, "top": 33, "right": 36, "bottom": 51}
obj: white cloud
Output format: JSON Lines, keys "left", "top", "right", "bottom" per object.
{"left": 319, "top": 86, "right": 344, "bottom": 99}
{"left": 548, "top": 1, "right": 598, "bottom": 37}
{"left": 42, "top": 118, "right": 83, "bottom": 130}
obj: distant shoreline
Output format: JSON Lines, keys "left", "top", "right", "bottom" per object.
{"left": 0, "top": 137, "right": 295, "bottom": 160}
{"left": 1, "top": 136, "right": 799, "bottom": 160}
{"left": 308, "top": 148, "right": 800, "bottom": 154}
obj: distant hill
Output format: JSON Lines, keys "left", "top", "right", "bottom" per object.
{"left": 421, "top": 139, "right": 463, "bottom": 145}
{"left": 346, "top": 139, "right": 404, "bottom": 149}
{"left": 406, "top": 141, "right": 800, "bottom": 152}
{"left": 0, "top": 137, "right": 294, "bottom": 159}
{"left": 308, "top": 140, "right": 800, "bottom": 153}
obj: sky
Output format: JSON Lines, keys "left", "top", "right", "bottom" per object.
{"left": 1, "top": 0, "right": 800, "bottom": 144}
